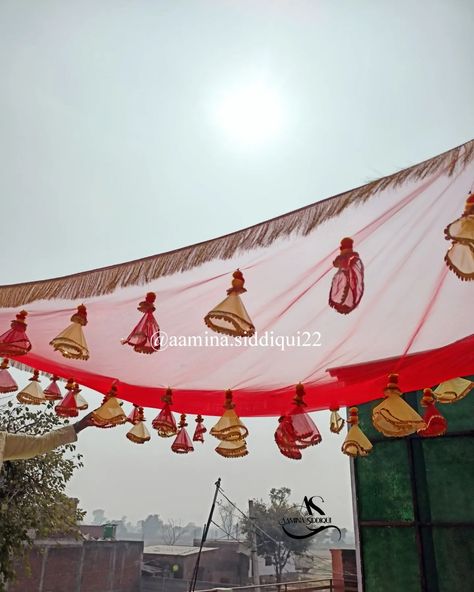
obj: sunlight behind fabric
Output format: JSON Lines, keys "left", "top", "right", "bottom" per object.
{"left": 0, "top": 142, "right": 473, "bottom": 416}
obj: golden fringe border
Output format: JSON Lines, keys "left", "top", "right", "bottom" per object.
{"left": 1, "top": 139, "right": 473, "bottom": 308}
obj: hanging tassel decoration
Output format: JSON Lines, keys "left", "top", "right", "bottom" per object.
{"left": 73, "top": 383, "right": 88, "bottom": 411}
{"left": 126, "top": 407, "right": 151, "bottom": 444}
{"left": 287, "top": 383, "right": 322, "bottom": 448}
{"left": 50, "top": 305, "right": 89, "bottom": 360}
{"left": 17, "top": 370, "right": 46, "bottom": 405}
{"left": 215, "top": 437, "right": 249, "bottom": 458}
{"left": 444, "top": 192, "right": 474, "bottom": 280}
{"left": 274, "top": 415, "right": 302, "bottom": 460}
{"left": 91, "top": 382, "right": 127, "bottom": 428}
{"left": 44, "top": 375, "right": 63, "bottom": 401}
{"left": 171, "top": 414, "right": 194, "bottom": 453}
{"left": 55, "top": 379, "right": 79, "bottom": 418}
{"left": 418, "top": 388, "right": 448, "bottom": 438}
{"left": 192, "top": 414, "right": 207, "bottom": 443}
{"left": 434, "top": 377, "right": 473, "bottom": 404}
{"left": 152, "top": 388, "right": 177, "bottom": 437}
{"left": 372, "top": 374, "right": 426, "bottom": 437}
{"left": 210, "top": 390, "right": 249, "bottom": 442}
{"left": 204, "top": 270, "right": 255, "bottom": 337}
{"left": 122, "top": 292, "right": 160, "bottom": 353}
{"left": 0, "top": 359, "right": 18, "bottom": 394}
{"left": 329, "top": 405, "right": 345, "bottom": 434}
{"left": 342, "top": 407, "right": 373, "bottom": 457}
{"left": 329, "top": 238, "right": 364, "bottom": 314}
{"left": 0, "top": 311, "right": 32, "bottom": 356}
{"left": 127, "top": 404, "right": 142, "bottom": 425}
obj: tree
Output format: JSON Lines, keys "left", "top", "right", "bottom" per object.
{"left": 217, "top": 500, "right": 236, "bottom": 539}
{"left": 162, "top": 518, "right": 183, "bottom": 545}
{"left": 141, "top": 514, "right": 164, "bottom": 544}
{"left": 0, "top": 400, "right": 85, "bottom": 591}
{"left": 242, "top": 487, "right": 311, "bottom": 583}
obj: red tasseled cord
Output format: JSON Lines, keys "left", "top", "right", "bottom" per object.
{"left": 0, "top": 311, "right": 32, "bottom": 356}
{"left": 123, "top": 292, "right": 160, "bottom": 354}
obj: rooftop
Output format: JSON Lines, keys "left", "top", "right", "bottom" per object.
{"left": 144, "top": 545, "right": 218, "bottom": 557}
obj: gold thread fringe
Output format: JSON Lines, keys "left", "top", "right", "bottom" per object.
{"left": 0, "top": 140, "right": 472, "bottom": 307}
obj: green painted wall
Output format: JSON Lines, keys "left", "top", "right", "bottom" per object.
{"left": 353, "top": 377, "right": 474, "bottom": 592}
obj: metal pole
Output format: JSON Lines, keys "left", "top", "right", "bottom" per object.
{"left": 248, "top": 500, "right": 260, "bottom": 592}
{"left": 189, "top": 478, "right": 222, "bottom": 592}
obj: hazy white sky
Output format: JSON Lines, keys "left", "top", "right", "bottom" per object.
{"left": 1, "top": 0, "right": 473, "bottom": 529}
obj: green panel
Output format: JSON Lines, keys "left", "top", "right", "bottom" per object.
{"left": 428, "top": 527, "right": 474, "bottom": 592}
{"left": 360, "top": 526, "right": 421, "bottom": 592}
{"left": 356, "top": 440, "right": 413, "bottom": 522}
{"left": 421, "top": 436, "right": 474, "bottom": 522}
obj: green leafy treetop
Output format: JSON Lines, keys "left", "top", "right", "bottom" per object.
{"left": 0, "top": 400, "right": 85, "bottom": 591}
{"left": 242, "top": 487, "right": 312, "bottom": 583}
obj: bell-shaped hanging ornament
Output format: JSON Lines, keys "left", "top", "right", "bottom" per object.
{"left": 152, "top": 388, "right": 177, "bottom": 437}
{"left": 0, "top": 359, "right": 18, "bottom": 394}
{"left": 204, "top": 270, "right": 255, "bottom": 337}
{"left": 73, "top": 383, "right": 88, "bottom": 411}
{"left": 418, "top": 389, "right": 448, "bottom": 438}
{"left": 210, "top": 390, "right": 249, "bottom": 442}
{"left": 126, "top": 407, "right": 151, "bottom": 444}
{"left": 44, "top": 375, "right": 63, "bottom": 401}
{"left": 342, "top": 407, "right": 373, "bottom": 457}
{"left": 91, "top": 382, "right": 127, "bottom": 428}
{"left": 274, "top": 415, "right": 302, "bottom": 460}
{"left": 444, "top": 192, "right": 474, "bottom": 280}
{"left": 192, "top": 414, "right": 207, "bottom": 443}
{"left": 0, "top": 311, "right": 32, "bottom": 356}
{"left": 329, "top": 405, "right": 345, "bottom": 434}
{"left": 215, "top": 437, "right": 248, "bottom": 458}
{"left": 433, "top": 377, "right": 473, "bottom": 404}
{"left": 17, "top": 370, "right": 46, "bottom": 405}
{"left": 50, "top": 305, "right": 89, "bottom": 360}
{"left": 127, "top": 404, "right": 142, "bottom": 425}
{"left": 122, "top": 292, "right": 160, "bottom": 353}
{"left": 171, "top": 414, "right": 194, "bottom": 453}
{"left": 329, "top": 238, "right": 364, "bottom": 314}
{"left": 372, "top": 374, "right": 426, "bottom": 437}
{"left": 55, "top": 379, "right": 79, "bottom": 418}
{"left": 287, "top": 383, "right": 322, "bottom": 448}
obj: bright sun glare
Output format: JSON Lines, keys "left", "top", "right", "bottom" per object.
{"left": 215, "top": 82, "right": 285, "bottom": 147}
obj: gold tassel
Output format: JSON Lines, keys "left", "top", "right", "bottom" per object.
{"left": 50, "top": 305, "right": 89, "bottom": 360}
{"left": 210, "top": 390, "right": 249, "bottom": 441}
{"left": 17, "top": 370, "right": 47, "bottom": 405}
{"left": 91, "top": 382, "right": 127, "bottom": 427}
{"left": 372, "top": 374, "right": 426, "bottom": 437}
{"left": 126, "top": 407, "right": 151, "bottom": 444}
{"left": 342, "top": 407, "right": 373, "bottom": 457}
{"left": 329, "top": 406, "right": 345, "bottom": 434}
{"left": 434, "top": 377, "right": 473, "bottom": 403}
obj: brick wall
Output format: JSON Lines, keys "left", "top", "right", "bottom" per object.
{"left": 8, "top": 540, "right": 143, "bottom": 592}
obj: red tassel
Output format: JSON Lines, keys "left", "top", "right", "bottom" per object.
{"left": 192, "top": 414, "right": 207, "bottom": 443}
{"left": 55, "top": 379, "right": 79, "bottom": 418}
{"left": 274, "top": 416, "right": 302, "bottom": 460}
{"left": 122, "top": 292, "right": 160, "bottom": 354}
{"left": 418, "top": 388, "right": 448, "bottom": 438}
{"left": 329, "top": 237, "right": 364, "bottom": 314}
{"left": 0, "top": 311, "right": 32, "bottom": 356}
{"left": 171, "top": 414, "right": 194, "bottom": 453}
{"left": 127, "top": 404, "right": 141, "bottom": 425}
{"left": 44, "top": 375, "right": 63, "bottom": 401}
{"left": 152, "top": 388, "right": 177, "bottom": 437}
{"left": 275, "top": 384, "right": 322, "bottom": 459}
{"left": 0, "top": 359, "right": 18, "bottom": 394}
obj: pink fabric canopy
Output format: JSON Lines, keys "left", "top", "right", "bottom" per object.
{"left": 1, "top": 141, "right": 473, "bottom": 416}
